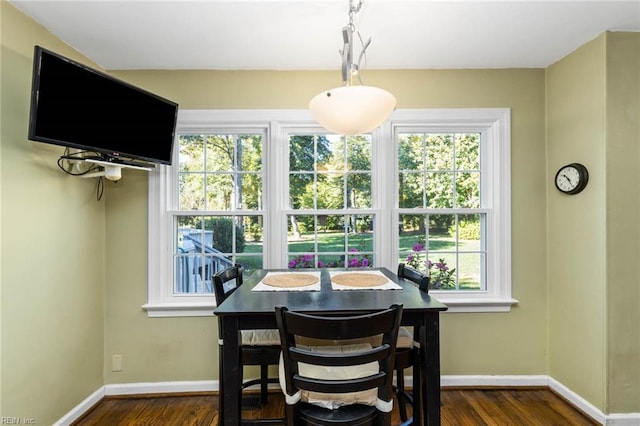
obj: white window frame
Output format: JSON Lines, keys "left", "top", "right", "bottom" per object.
{"left": 384, "top": 109, "right": 516, "bottom": 312}
{"left": 144, "top": 108, "right": 516, "bottom": 317}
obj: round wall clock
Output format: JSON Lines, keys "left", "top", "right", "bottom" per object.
{"left": 554, "top": 163, "right": 589, "bottom": 195}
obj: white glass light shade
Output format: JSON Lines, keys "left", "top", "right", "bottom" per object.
{"left": 309, "top": 85, "right": 396, "bottom": 135}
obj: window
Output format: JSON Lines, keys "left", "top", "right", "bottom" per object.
{"left": 287, "top": 134, "right": 375, "bottom": 269}
{"left": 145, "top": 109, "right": 514, "bottom": 317}
{"left": 397, "top": 132, "right": 484, "bottom": 291}
{"left": 175, "top": 133, "right": 264, "bottom": 294}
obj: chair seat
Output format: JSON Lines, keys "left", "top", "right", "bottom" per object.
{"left": 299, "top": 402, "right": 378, "bottom": 426}
{"left": 279, "top": 343, "right": 379, "bottom": 410}
{"left": 214, "top": 265, "right": 282, "bottom": 415}
{"left": 396, "top": 326, "right": 414, "bottom": 349}
{"left": 241, "top": 329, "right": 281, "bottom": 346}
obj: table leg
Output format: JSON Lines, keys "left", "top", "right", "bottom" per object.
{"left": 422, "top": 312, "right": 442, "bottom": 425}
{"left": 218, "top": 341, "right": 224, "bottom": 426}
{"left": 412, "top": 327, "right": 424, "bottom": 426}
{"left": 221, "top": 317, "right": 242, "bottom": 426}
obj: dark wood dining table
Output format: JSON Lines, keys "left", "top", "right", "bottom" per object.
{"left": 214, "top": 267, "right": 448, "bottom": 426}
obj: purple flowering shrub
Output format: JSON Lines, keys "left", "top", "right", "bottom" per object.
{"left": 288, "top": 254, "right": 315, "bottom": 269}
{"left": 288, "top": 247, "right": 372, "bottom": 269}
{"left": 405, "top": 240, "right": 456, "bottom": 289}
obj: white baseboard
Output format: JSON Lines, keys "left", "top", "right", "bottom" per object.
{"left": 548, "top": 377, "right": 606, "bottom": 424}
{"left": 548, "top": 377, "right": 640, "bottom": 426}
{"left": 53, "top": 387, "right": 105, "bottom": 426}
{"left": 441, "top": 374, "right": 548, "bottom": 387}
{"left": 605, "top": 413, "right": 640, "bottom": 426}
{"left": 105, "top": 380, "right": 218, "bottom": 396}
{"left": 55, "top": 375, "right": 640, "bottom": 426}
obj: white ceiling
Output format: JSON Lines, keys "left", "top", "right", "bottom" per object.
{"left": 9, "top": 0, "right": 640, "bottom": 71}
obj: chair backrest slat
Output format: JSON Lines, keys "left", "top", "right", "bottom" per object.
{"left": 290, "top": 345, "right": 391, "bottom": 367}
{"left": 293, "top": 373, "right": 387, "bottom": 395}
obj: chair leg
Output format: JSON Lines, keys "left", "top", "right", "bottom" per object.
{"left": 284, "top": 404, "right": 296, "bottom": 426}
{"left": 260, "top": 364, "right": 269, "bottom": 405}
{"left": 396, "top": 368, "right": 408, "bottom": 422}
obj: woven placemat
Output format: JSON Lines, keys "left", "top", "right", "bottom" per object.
{"left": 331, "top": 272, "right": 388, "bottom": 287}
{"left": 262, "top": 273, "right": 319, "bottom": 288}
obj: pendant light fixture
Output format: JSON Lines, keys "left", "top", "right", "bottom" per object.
{"left": 309, "top": 0, "right": 396, "bottom": 135}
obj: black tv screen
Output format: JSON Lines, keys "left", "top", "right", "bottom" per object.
{"left": 28, "top": 46, "right": 178, "bottom": 165}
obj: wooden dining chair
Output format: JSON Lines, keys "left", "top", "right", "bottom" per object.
{"left": 213, "top": 265, "right": 281, "bottom": 410}
{"left": 394, "top": 263, "right": 430, "bottom": 422}
{"left": 275, "top": 304, "right": 403, "bottom": 426}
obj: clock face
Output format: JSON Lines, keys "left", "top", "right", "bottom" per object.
{"left": 555, "top": 163, "right": 588, "bottom": 195}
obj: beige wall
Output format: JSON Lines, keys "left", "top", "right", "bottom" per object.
{"left": 546, "top": 32, "right": 640, "bottom": 414}
{"left": 546, "top": 34, "right": 608, "bottom": 410}
{"left": 105, "top": 68, "right": 548, "bottom": 383}
{"left": 1, "top": 2, "right": 106, "bottom": 423}
{"left": 605, "top": 32, "right": 640, "bottom": 414}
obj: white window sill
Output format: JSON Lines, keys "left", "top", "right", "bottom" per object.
{"left": 431, "top": 294, "right": 519, "bottom": 313}
{"left": 142, "top": 296, "right": 518, "bottom": 317}
{"left": 142, "top": 302, "right": 217, "bottom": 318}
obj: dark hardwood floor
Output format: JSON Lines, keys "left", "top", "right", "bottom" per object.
{"left": 72, "top": 388, "right": 600, "bottom": 426}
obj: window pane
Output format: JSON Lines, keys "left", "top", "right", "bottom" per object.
{"left": 206, "top": 135, "right": 234, "bottom": 172}
{"left": 202, "top": 216, "right": 240, "bottom": 254}
{"left": 288, "top": 214, "right": 315, "bottom": 248}
{"left": 289, "top": 172, "right": 313, "bottom": 208}
{"left": 240, "top": 173, "right": 262, "bottom": 210}
{"left": 399, "top": 214, "right": 428, "bottom": 272}
{"left": 346, "top": 135, "right": 372, "bottom": 171}
{"left": 317, "top": 173, "right": 344, "bottom": 209}
{"left": 237, "top": 214, "right": 263, "bottom": 274}
{"left": 205, "top": 174, "right": 233, "bottom": 210}
{"left": 458, "top": 253, "right": 482, "bottom": 290}
{"left": 318, "top": 254, "right": 343, "bottom": 268}
{"left": 427, "top": 256, "right": 457, "bottom": 290}
{"left": 347, "top": 173, "right": 371, "bottom": 208}
{"left": 398, "top": 134, "right": 424, "bottom": 172}
{"left": 455, "top": 214, "right": 482, "bottom": 249}
{"left": 455, "top": 133, "right": 480, "bottom": 170}
{"left": 239, "top": 135, "right": 263, "bottom": 172}
{"left": 289, "top": 136, "right": 317, "bottom": 172}
{"left": 179, "top": 135, "right": 205, "bottom": 172}
{"left": 179, "top": 173, "right": 204, "bottom": 210}
{"left": 399, "top": 172, "right": 423, "bottom": 208}
{"left": 426, "top": 172, "right": 454, "bottom": 209}
{"left": 318, "top": 215, "right": 345, "bottom": 253}
{"left": 175, "top": 218, "right": 236, "bottom": 295}
{"left": 456, "top": 172, "right": 480, "bottom": 208}
{"left": 237, "top": 255, "right": 262, "bottom": 274}
{"left": 426, "top": 134, "right": 454, "bottom": 170}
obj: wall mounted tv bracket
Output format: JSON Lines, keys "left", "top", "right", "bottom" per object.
{"left": 82, "top": 158, "right": 154, "bottom": 181}
{"left": 60, "top": 151, "right": 154, "bottom": 182}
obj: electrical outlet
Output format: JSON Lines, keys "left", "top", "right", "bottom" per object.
{"left": 112, "top": 354, "right": 123, "bottom": 372}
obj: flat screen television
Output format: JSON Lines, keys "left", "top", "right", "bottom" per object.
{"left": 28, "top": 45, "right": 178, "bottom": 166}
